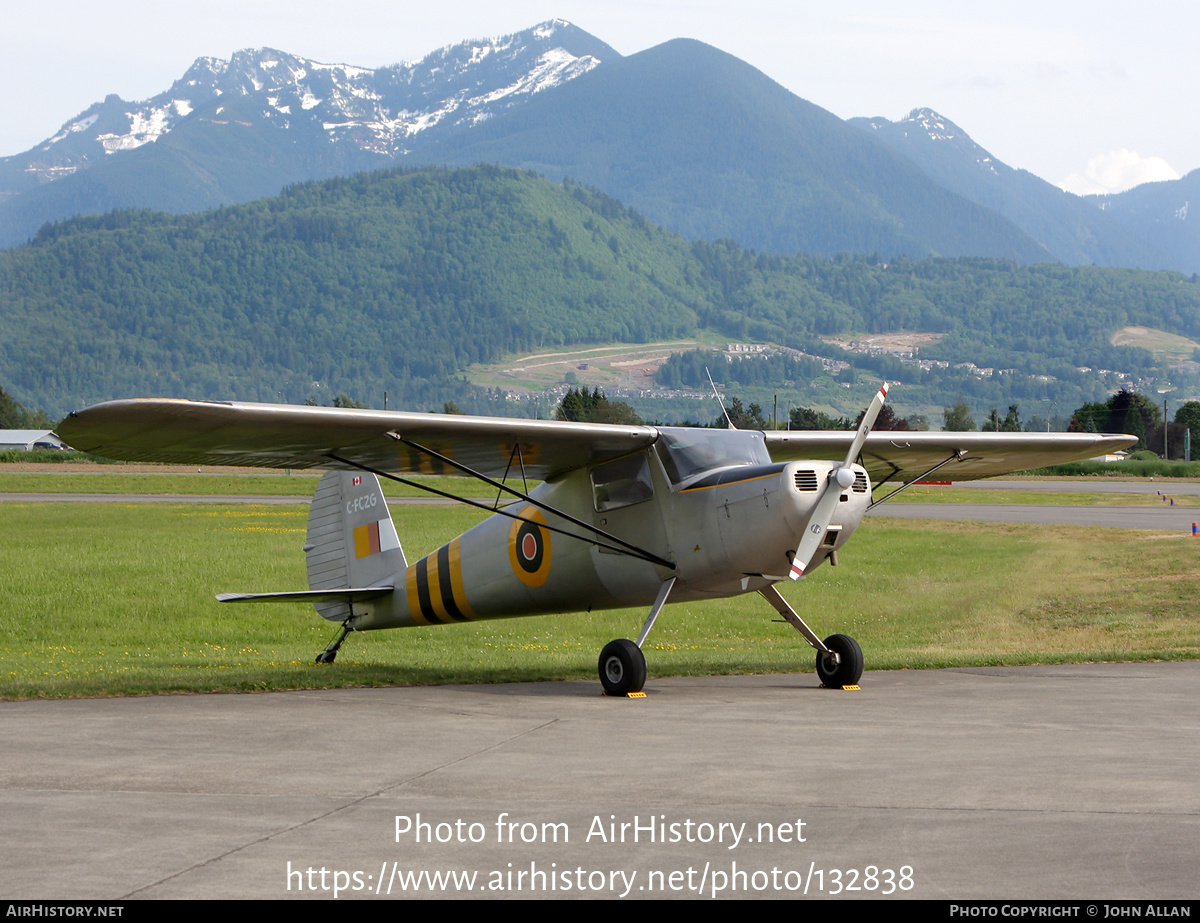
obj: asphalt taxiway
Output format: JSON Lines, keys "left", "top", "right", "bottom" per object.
{"left": 4, "top": 662, "right": 1198, "bottom": 900}
{"left": 5, "top": 480, "right": 1197, "bottom": 899}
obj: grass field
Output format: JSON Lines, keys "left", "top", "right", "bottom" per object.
{"left": 5, "top": 471, "right": 1195, "bottom": 509}
{"left": 2, "top": 494, "right": 1197, "bottom": 698}
{"left": 0, "top": 471, "right": 505, "bottom": 498}
{"left": 889, "top": 484, "right": 1199, "bottom": 507}
{"left": 1110, "top": 324, "right": 1200, "bottom": 364}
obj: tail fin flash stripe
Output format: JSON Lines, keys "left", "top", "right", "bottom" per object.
{"left": 353, "top": 521, "right": 382, "bottom": 559}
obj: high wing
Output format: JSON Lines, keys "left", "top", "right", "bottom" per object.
{"left": 57, "top": 398, "right": 1136, "bottom": 483}
{"left": 765, "top": 430, "right": 1137, "bottom": 483}
{"left": 56, "top": 398, "right": 658, "bottom": 480}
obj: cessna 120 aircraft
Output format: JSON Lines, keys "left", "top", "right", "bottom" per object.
{"left": 58, "top": 388, "right": 1135, "bottom": 695}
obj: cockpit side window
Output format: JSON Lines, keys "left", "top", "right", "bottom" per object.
{"left": 592, "top": 454, "right": 654, "bottom": 512}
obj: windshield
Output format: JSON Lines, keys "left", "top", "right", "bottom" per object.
{"left": 654, "top": 427, "right": 771, "bottom": 485}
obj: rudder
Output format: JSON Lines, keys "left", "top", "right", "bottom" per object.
{"left": 306, "top": 470, "right": 406, "bottom": 621}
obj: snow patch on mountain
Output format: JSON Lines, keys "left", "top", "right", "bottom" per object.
{"left": 97, "top": 106, "right": 174, "bottom": 153}
{"left": 45, "top": 113, "right": 98, "bottom": 147}
{"left": 903, "top": 108, "right": 957, "bottom": 142}
{"left": 533, "top": 19, "right": 571, "bottom": 39}
{"left": 4, "top": 20, "right": 610, "bottom": 195}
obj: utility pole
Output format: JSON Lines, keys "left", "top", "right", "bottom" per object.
{"left": 1164, "top": 397, "right": 1169, "bottom": 459}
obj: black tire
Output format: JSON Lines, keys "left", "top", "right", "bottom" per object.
{"left": 816, "top": 634, "right": 863, "bottom": 688}
{"left": 315, "top": 651, "right": 336, "bottom": 665}
{"left": 598, "top": 639, "right": 647, "bottom": 695}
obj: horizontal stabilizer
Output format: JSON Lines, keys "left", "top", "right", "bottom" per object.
{"left": 216, "top": 588, "right": 394, "bottom": 604}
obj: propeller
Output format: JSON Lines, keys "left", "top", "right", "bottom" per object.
{"left": 788, "top": 382, "right": 889, "bottom": 579}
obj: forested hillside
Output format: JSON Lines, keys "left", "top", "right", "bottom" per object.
{"left": 1, "top": 167, "right": 707, "bottom": 413}
{"left": 3, "top": 166, "right": 1199, "bottom": 418}
{"left": 691, "top": 242, "right": 1199, "bottom": 370}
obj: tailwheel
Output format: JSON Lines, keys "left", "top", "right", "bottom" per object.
{"left": 315, "top": 621, "right": 353, "bottom": 665}
{"left": 599, "top": 639, "right": 646, "bottom": 696}
{"left": 816, "top": 634, "right": 863, "bottom": 688}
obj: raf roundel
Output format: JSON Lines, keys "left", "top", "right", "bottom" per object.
{"left": 508, "top": 506, "right": 552, "bottom": 587}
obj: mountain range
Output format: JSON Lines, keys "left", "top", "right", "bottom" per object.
{"left": 2, "top": 20, "right": 1196, "bottom": 273}
{"left": 0, "top": 21, "right": 612, "bottom": 245}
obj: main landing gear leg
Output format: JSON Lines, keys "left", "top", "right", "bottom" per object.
{"left": 758, "top": 585, "right": 863, "bottom": 688}
{"left": 599, "top": 577, "right": 676, "bottom": 696}
{"left": 316, "top": 620, "right": 353, "bottom": 665}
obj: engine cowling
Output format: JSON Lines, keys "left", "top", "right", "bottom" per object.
{"left": 709, "top": 461, "right": 872, "bottom": 581}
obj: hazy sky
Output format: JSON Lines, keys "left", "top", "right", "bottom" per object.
{"left": 3, "top": 0, "right": 1195, "bottom": 194}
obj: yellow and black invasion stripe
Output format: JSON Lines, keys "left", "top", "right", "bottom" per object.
{"left": 395, "top": 442, "right": 457, "bottom": 475}
{"left": 404, "top": 537, "right": 477, "bottom": 624}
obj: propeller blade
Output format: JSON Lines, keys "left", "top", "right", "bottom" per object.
{"left": 842, "top": 381, "right": 889, "bottom": 470}
{"left": 788, "top": 382, "right": 889, "bottom": 580}
{"left": 787, "top": 477, "right": 846, "bottom": 579}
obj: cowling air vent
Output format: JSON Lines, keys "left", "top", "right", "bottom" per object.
{"left": 853, "top": 471, "right": 868, "bottom": 493}
{"left": 793, "top": 469, "right": 819, "bottom": 492}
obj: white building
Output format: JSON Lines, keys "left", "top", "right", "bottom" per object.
{"left": 0, "top": 430, "right": 68, "bottom": 451}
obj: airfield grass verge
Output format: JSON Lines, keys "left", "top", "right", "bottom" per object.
{"left": 0, "top": 471, "right": 505, "bottom": 498}
{"left": 885, "top": 484, "right": 1199, "bottom": 507}
{"left": 5, "top": 472, "right": 1193, "bottom": 508}
{"left": 2, "top": 501, "right": 1197, "bottom": 698}
{"left": 1024, "top": 459, "right": 1200, "bottom": 478}
{"left": 0, "top": 450, "right": 118, "bottom": 464}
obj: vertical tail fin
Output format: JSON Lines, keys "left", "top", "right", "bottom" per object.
{"left": 305, "top": 470, "right": 406, "bottom": 621}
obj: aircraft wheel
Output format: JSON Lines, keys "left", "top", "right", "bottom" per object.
{"left": 599, "top": 639, "right": 646, "bottom": 695}
{"left": 315, "top": 651, "right": 337, "bottom": 665}
{"left": 816, "top": 634, "right": 863, "bottom": 688}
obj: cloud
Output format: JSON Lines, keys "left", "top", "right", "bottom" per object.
{"left": 1058, "top": 149, "right": 1181, "bottom": 195}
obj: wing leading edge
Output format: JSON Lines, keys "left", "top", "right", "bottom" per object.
{"left": 57, "top": 398, "right": 1137, "bottom": 483}
{"left": 57, "top": 398, "right": 659, "bottom": 481}
{"left": 765, "top": 430, "right": 1138, "bottom": 483}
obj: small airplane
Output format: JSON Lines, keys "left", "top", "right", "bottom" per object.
{"left": 58, "top": 389, "right": 1135, "bottom": 695}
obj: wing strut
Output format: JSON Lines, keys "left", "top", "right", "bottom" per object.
{"left": 385, "top": 434, "right": 674, "bottom": 568}
{"left": 494, "top": 442, "right": 531, "bottom": 509}
{"left": 866, "top": 448, "right": 967, "bottom": 511}
{"left": 325, "top": 450, "right": 676, "bottom": 572}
